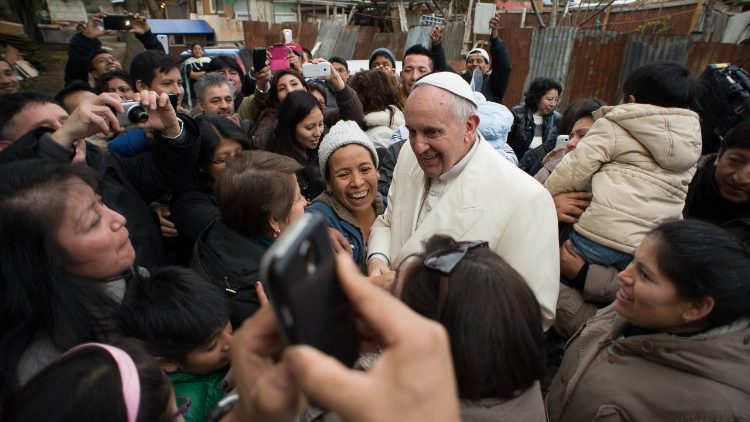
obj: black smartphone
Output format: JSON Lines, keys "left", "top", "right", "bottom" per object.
{"left": 252, "top": 47, "right": 267, "bottom": 72}
{"left": 260, "top": 213, "right": 359, "bottom": 367}
{"left": 168, "top": 93, "right": 178, "bottom": 109}
{"left": 103, "top": 14, "right": 132, "bottom": 31}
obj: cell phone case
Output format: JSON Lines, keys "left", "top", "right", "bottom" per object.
{"left": 269, "top": 45, "right": 290, "bottom": 71}
{"left": 260, "top": 213, "right": 359, "bottom": 367}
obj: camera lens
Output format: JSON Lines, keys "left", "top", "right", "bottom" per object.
{"left": 128, "top": 105, "right": 148, "bottom": 123}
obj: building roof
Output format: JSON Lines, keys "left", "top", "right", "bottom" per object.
{"left": 146, "top": 19, "right": 214, "bottom": 35}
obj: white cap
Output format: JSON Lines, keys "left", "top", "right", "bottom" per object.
{"left": 467, "top": 48, "right": 490, "bottom": 64}
{"left": 413, "top": 72, "right": 479, "bottom": 108}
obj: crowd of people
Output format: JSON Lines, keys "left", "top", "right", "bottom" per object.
{"left": 1, "top": 9, "right": 749, "bottom": 422}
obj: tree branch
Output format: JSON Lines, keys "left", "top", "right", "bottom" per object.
{"left": 529, "top": 0, "right": 547, "bottom": 28}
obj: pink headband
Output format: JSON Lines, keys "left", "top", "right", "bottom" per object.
{"left": 62, "top": 343, "right": 140, "bottom": 422}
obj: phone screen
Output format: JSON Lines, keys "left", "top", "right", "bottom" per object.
{"left": 260, "top": 213, "right": 359, "bottom": 367}
{"left": 103, "top": 15, "right": 132, "bottom": 31}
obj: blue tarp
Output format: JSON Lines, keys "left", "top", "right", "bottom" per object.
{"left": 146, "top": 19, "right": 214, "bottom": 35}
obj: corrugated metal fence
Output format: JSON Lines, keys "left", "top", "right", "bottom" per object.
{"left": 243, "top": 21, "right": 748, "bottom": 109}
{"left": 507, "top": 29, "right": 748, "bottom": 108}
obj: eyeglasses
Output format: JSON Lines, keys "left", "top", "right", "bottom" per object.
{"left": 173, "top": 397, "right": 192, "bottom": 419}
{"left": 423, "top": 241, "right": 488, "bottom": 275}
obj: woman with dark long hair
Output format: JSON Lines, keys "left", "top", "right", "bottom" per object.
{"left": 267, "top": 90, "right": 326, "bottom": 200}
{"left": 249, "top": 63, "right": 364, "bottom": 150}
{"left": 3, "top": 340, "right": 181, "bottom": 422}
{"left": 0, "top": 160, "right": 136, "bottom": 395}
{"left": 547, "top": 219, "right": 750, "bottom": 420}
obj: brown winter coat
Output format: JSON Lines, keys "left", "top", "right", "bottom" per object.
{"left": 546, "top": 305, "right": 750, "bottom": 421}
{"left": 553, "top": 264, "right": 619, "bottom": 339}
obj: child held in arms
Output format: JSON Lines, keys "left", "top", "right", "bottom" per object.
{"left": 545, "top": 62, "right": 701, "bottom": 272}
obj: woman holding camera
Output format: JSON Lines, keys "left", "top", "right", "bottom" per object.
{"left": 546, "top": 219, "right": 750, "bottom": 420}
{"left": 249, "top": 62, "right": 363, "bottom": 150}
{"left": 307, "top": 120, "right": 385, "bottom": 272}
{"left": 0, "top": 91, "right": 200, "bottom": 271}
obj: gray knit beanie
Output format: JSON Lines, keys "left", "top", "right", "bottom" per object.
{"left": 318, "top": 120, "right": 379, "bottom": 177}
{"left": 368, "top": 47, "right": 396, "bottom": 70}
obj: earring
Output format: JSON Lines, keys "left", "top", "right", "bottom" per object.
{"left": 273, "top": 230, "right": 280, "bottom": 239}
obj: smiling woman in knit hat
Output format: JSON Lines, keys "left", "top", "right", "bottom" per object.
{"left": 307, "top": 120, "right": 386, "bottom": 272}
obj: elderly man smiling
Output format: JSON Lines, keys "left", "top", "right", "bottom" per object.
{"left": 367, "top": 72, "right": 559, "bottom": 330}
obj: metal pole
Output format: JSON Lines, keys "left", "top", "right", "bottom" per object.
{"left": 462, "top": 0, "right": 474, "bottom": 53}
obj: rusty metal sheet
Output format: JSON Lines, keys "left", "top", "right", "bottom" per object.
{"left": 598, "top": 4, "right": 698, "bottom": 35}
{"left": 356, "top": 31, "right": 408, "bottom": 62}
{"left": 497, "top": 27, "right": 533, "bottom": 107}
{"left": 243, "top": 21, "right": 271, "bottom": 49}
{"left": 267, "top": 22, "right": 319, "bottom": 49}
{"left": 525, "top": 27, "right": 578, "bottom": 104}
{"left": 617, "top": 35, "right": 689, "bottom": 98}
{"left": 442, "top": 21, "right": 465, "bottom": 66}
{"left": 243, "top": 21, "right": 318, "bottom": 50}
{"left": 405, "top": 25, "right": 431, "bottom": 50}
{"left": 331, "top": 27, "right": 359, "bottom": 60}
{"left": 315, "top": 19, "right": 345, "bottom": 60}
{"left": 686, "top": 42, "right": 750, "bottom": 77}
{"left": 353, "top": 26, "right": 380, "bottom": 60}
{"left": 564, "top": 30, "right": 629, "bottom": 107}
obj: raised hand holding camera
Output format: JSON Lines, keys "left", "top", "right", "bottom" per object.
{"left": 131, "top": 90, "right": 181, "bottom": 138}
{"left": 51, "top": 93, "right": 123, "bottom": 147}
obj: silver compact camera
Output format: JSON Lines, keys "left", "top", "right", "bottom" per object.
{"left": 116, "top": 101, "right": 149, "bottom": 127}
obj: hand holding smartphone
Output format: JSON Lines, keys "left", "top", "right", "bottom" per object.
{"left": 260, "top": 213, "right": 359, "bottom": 367}
{"left": 103, "top": 14, "right": 132, "bottom": 31}
{"left": 302, "top": 62, "right": 331, "bottom": 79}
{"left": 283, "top": 29, "right": 293, "bottom": 44}
{"left": 252, "top": 47, "right": 267, "bottom": 72}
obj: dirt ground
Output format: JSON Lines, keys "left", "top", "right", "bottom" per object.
{"left": 20, "top": 35, "right": 126, "bottom": 95}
